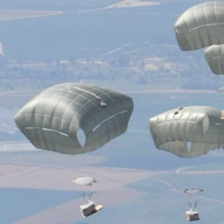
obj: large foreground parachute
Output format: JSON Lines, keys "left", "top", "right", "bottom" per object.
{"left": 15, "top": 83, "right": 133, "bottom": 155}
{"left": 204, "top": 45, "right": 224, "bottom": 74}
{"left": 175, "top": 1, "right": 224, "bottom": 51}
{"left": 149, "top": 106, "right": 224, "bottom": 158}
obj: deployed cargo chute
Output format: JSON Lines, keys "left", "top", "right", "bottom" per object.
{"left": 73, "top": 176, "right": 96, "bottom": 202}
{"left": 72, "top": 176, "right": 103, "bottom": 217}
{"left": 184, "top": 188, "right": 203, "bottom": 222}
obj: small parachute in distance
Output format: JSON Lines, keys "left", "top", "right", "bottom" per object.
{"left": 217, "top": 86, "right": 224, "bottom": 92}
{"left": 14, "top": 83, "right": 134, "bottom": 155}
{"left": 72, "top": 176, "right": 97, "bottom": 202}
{"left": 184, "top": 188, "right": 203, "bottom": 196}
{"left": 184, "top": 188, "right": 203, "bottom": 222}
{"left": 72, "top": 176, "right": 103, "bottom": 218}
{"left": 149, "top": 106, "right": 224, "bottom": 158}
{"left": 205, "top": 45, "right": 224, "bottom": 74}
{"left": 72, "top": 176, "right": 97, "bottom": 187}
{"left": 175, "top": 1, "right": 224, "bottom": 51}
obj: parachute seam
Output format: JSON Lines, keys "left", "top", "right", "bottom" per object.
{"left": 92, "top": 110, "right": 129, "bottom": 132}
{"left": 25, "top": 127, "right": 69, "bottom": 137}
{"left": 221, "top": 45, "right": 224, "bottom": 73}
{"left": 189, "top": 22, "right": 224, "bottom": 32}
{"left": 192, "top": 6, "right": 203, "bottom": 49}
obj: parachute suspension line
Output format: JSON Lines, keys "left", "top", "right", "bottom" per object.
{"left": 88, "top": 192, "right": 93, "bottom": 200}
{"left": 88, "top": 183, "right": 94, "bottom": 201}
{"left": 81, "top": 191, "right": 93, "bottom": 204}
{"left": 195, "top": 200, "right": 198, "bottom": 209}
{"left": 82, "top": 192, "right": 85, "bottom": 202}
{"left": 188, "top": 194, "right": 194, "bottom": 210}
{"left": 83, "top": 192, "right": 89, "bottom": 203}
{"left": 188, "top": 196, "right": 197, "bottom": 211}
{"left": 184, "top": 188, "right": 203, "bottom": 211}
{"left": 82, "top": 184, "right": 94, "bottom": 203}
{"left": 188, "top": 201, "right": 192, "bottom": 210}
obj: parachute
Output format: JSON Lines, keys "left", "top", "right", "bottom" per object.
{"left": 175, "top": 1, "right": 224, "bottom": 51}
{"left": 72, "top": 176, "right": 103, "bottom": 217}
{"left": 184, "top": 188, "right": 203, "bottom": 196}
{"left": 15, "top": 83, "right": 133, "bottom": 155}
{"left": 184, "top": 188, "right": 203, "bottom": 222}
{"left": 205, "top": 45, "right": 224, "bottom": 74}
{"left": 73, "top": 177, "right": 97, "bottom": 187}
{"left": 217, "top": 86, "right": 224, "bottom": 92}
{"left": 149, "top": 106, "right": 224, "bottom": 158}
{"left": 174, "top": 2, "right": 224, "bottom": 75}
{"left": 72, "top": 176, "right": 97, "bottom": 202}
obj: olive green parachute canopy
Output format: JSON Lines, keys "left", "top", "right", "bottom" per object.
{"left": 175, "top": 1, "right": 224, "bottom": 51}
{"left": 204, "top": 44, "right": 224, "bottom": 74}
{"left": 149, "top": 106, "right": 224, "bottom": 158}
{"left": 15, "top": 83, "right": 134, "bottom": 155}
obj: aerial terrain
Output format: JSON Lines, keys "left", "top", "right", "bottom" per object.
{"left": 0, "top": 0, "right": 224, "bottom": 224}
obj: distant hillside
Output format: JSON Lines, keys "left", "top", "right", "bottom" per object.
{"left": 0, "top": 0, "right": 222, "bottom": 91}
{"left": 0, "top": 10, "right": 63, "bottom": 22}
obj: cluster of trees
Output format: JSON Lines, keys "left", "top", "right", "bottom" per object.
{"left": 0, "top": 47, "right": 221, "bottom": 91}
